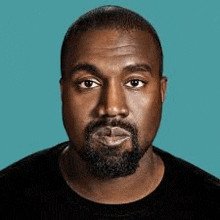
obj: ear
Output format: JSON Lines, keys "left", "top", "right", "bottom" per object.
{"left": 59, "top": 78, "right": 63, "bottom": 99}
{"left": 160, "top": 76, "right": 167, "bottom": 103}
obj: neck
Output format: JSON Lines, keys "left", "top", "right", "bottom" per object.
{"left": 59, "top": 145, "right": 164, "bottom": 204}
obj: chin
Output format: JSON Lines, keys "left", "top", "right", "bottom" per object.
{"left": 77, "top": 139, "right": 146, "bottom": 179}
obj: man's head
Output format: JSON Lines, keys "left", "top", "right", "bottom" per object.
{"left": 60, "top": 6, "right": 167, "bottom": 179}
{"left": 61, "top": 5, "right": 163, "bottom": 78}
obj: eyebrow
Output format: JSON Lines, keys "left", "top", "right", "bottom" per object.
{"left": 70, "top": 63, "right": 152, "bottom": 77}
{"left": 71, "top": 63, "right": 102, "bottom": 77}
{"left": 124, "top": 63, "right": 152, "bottom": 75}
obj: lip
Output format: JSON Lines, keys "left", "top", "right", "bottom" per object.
{"left": 93, "top": 136, "right": 130, "bottom": 146}
{"left": 92, "top": 126, "right": 130, "bottom": 146}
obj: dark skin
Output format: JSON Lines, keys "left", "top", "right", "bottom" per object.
{"left": 59, "top": 29, "right": 167, "bottom": 204}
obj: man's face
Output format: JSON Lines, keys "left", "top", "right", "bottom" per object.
{"left": 61, "top": 29, "right": 166, "bottom": 178}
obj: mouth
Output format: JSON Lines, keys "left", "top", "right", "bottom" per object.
{"left": 92, "top": 126, "right": 131, "bottom": 146}
{"left": 93, "top": 136, "right": 130, "bottom": 146}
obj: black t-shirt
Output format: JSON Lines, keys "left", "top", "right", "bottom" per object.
{"left": 1, "top": 142, "right": 220, "bottom": 219}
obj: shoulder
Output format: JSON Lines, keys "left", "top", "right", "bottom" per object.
{"left": 0, "top": 142, "right": 69, "bottom": 218}
{"left": 0, "top": 142, "right": 68, "bottom": 190}
{"left": 154, "top": 147, "right": 220, "bottom": 183}
{"left": 154, "top": 147, "right": 220, "bottom": 190}
{"left": 153, "top": 147, "right": 220, "bottom": 217}
{"left": 154, "top": 147, "right": 220, "bottom": 214}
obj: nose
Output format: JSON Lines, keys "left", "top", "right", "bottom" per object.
{"left": 97, "top": 79, "right": 129, "bottom": 118}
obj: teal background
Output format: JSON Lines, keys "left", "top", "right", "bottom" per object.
{"left": 1, "top": 0, "right": 219, "bottom": 177}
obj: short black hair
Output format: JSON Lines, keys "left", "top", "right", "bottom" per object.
{"left": 61, "top": 5, "right": 163, "bottom": 77}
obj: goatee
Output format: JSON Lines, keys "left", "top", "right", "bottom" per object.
{"left": 77, "top": 119, "right": 146, "bottom": 179}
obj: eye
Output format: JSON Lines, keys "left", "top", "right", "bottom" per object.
{"left": 78, "top": 79, "right": 100, "bottom": 88}
{"left": 125, "top": 79, "right": 146, "bottom": 88}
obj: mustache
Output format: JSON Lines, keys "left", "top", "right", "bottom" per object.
{"left": 85, "top": 118, "right": 138, "bottom": 139}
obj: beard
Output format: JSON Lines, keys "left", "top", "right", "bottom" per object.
{"left": 76, "top": 119, "right": 147, "bottom": 179}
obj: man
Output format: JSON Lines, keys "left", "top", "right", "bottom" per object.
{"left": 1, "top": 5, "right": 220, "bottom": 219}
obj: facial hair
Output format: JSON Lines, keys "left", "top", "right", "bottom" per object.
{"left": 76, "top": 119, "right": 147, "bottom": 179}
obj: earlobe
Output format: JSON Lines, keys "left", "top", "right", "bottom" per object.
{"left": 160, "top": 76, "right": 167, "bottom": 103}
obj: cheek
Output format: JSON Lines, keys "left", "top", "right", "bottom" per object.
{"left": 127, "top": 88, "right": 162, "bottom": 145}
{"left": 62, "top": 88, "right": 99, "bottom": 142}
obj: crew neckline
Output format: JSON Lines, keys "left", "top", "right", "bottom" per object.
{"left": 53, "top": 143, "right": 169, "bottom": 217}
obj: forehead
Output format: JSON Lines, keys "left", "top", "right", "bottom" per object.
{"left": 64, "top": 29, "right": 160, "bottom": 75}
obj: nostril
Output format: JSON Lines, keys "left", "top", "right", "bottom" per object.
{"left": 121, "top": 108, "right": 129, "bottom": 116}
{"left": 98, "top": 105, "right": 129, "bottom": 118}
